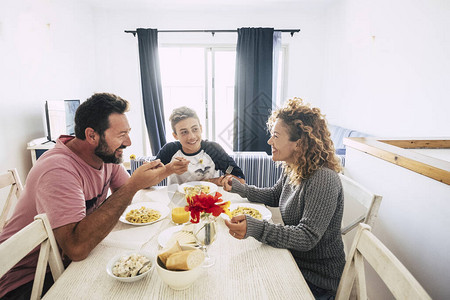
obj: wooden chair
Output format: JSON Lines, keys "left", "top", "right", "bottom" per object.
{"left": 339, "top": 173, "right": 382, "bottom": 254}
{"left": 336, "top": 224, "right": 431, "bottom": 299}
{"left": 0, "top": 168, "right": 24, "bottom": 231}
{"left": 0, "top": 214, "right": 64, "bottom": 299}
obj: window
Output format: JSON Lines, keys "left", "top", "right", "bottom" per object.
{"left": 158, "top": 45, "right": 286, "bottom": 153}
{"left": 159, "top": 47, "right": 207, "bottom": 140}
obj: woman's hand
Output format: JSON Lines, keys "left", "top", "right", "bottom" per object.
{"left": 224, "top": 215, "right": 247, "bottom": 239}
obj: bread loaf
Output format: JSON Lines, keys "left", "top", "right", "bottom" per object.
{"left": 158, "top": 241, "right": 182, "bottom": 265}
{"left": 165, "top": 249, "right": 205, "bottom": 271}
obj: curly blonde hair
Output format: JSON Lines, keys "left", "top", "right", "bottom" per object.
{"left": 267, "top": 97, "right": 342, "bottom": 185}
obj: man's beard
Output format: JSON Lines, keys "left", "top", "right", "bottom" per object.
{"left": 94, "top": 136, "right": 125, "bottom": 164}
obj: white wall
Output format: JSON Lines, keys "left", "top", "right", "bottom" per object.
{"left": 345, "top": 147, "right": 450, "bottom": 299}
{"left": 320, "top": 0, "right": 450, "bottom": 138}
{"left": 0, "top": 0, "right": 96, "bottom": 181}
{"left": 321, "top": 1, "right": 450, "bottom": 298}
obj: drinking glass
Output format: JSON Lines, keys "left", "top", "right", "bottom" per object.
{"left": 193, "top": 214, "right": 217, "bottom": 267}
{"left": 171, "top": 207, "right": 190, "bottom": 225}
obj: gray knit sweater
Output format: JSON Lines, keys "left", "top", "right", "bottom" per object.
{"left": 231, "top": 167, "right": 345, "bottom": 292}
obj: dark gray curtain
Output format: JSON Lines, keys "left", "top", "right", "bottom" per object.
{"left": 136, "top": 28, "right": 166, "bottom": 155}
{"left": 233, "top": 27, "right": 274, "bottom": 154}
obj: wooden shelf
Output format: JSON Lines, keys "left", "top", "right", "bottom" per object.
{"left": 343, "top": 137, "right": 450, "bottom": 185}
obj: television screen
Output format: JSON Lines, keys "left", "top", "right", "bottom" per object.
{"left": 45, "top": 100, "right": 80, "bottom": 141}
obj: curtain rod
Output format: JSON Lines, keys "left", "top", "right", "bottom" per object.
{"left": 125, "top": 29, "right": 300, "bottom": 37}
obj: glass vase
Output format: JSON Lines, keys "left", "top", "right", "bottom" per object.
{"left": 193, "top": 213, "right": 217, "bottom": 267}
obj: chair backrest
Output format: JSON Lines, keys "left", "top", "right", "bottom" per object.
{"left": 0, "top": 214, "right": 64, "bottom": 299}
{"left": 0, "top": 168, "right": 24, "bottom": 231}
{"left": 336, "top": 224, "right": 431, "bottom": 299}
{"left": 339, "top": 174, "right": 382, "bottom": 251}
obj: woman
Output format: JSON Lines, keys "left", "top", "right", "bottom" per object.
{"left": 224, "top": 98, "right": 345, "bottom": 299}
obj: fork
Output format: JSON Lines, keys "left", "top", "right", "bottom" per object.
{"left": 225, "top": 165, "right": 234, "bottom": 176}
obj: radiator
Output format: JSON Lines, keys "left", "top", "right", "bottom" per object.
{"left": 229, "top": 152, "right": 282, "bottom": 187}
{"left": 131, "top": 156, "right": 167, "bottom": 186}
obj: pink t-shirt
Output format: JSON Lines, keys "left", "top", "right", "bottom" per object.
{"left": 0, "top": 136, "right": 130, "bottom": 296}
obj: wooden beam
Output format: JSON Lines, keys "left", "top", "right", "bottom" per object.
{"left": 344, "top": 137, "right": 450, "bottom": 185}
{"left": 380, "top": 139, "right": 450, "bottom": 149}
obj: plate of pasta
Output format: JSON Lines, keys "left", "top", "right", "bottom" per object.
{"left": 178, "top": 181, "right": 218, "bottom": 196}
{"left": 222, "top": 203, "right": 272, "bottom": 221}
{"left": 120, "top": 202, "right": 170, "bottom": 226}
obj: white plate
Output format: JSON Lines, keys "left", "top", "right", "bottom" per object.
{"left": 106, "top": 250, "right": 154, "bottom": 282}
{"left": 222, "top": 203, "right": 272, "bottom": 221}
{"left": 158, "top": 225, "right": 184, "bottom": 248}
{"left": 178, "top": 181, "right": 218, "bottom": 195}
{"left": 133, "top": 188, "right": 171, "bottom": 205}
{"left": 119, "top": 202, "right": 170, "bottom": 226}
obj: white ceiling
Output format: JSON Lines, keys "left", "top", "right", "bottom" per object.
{"left": 81, "top": 0, "right": 334, "bottom": 11}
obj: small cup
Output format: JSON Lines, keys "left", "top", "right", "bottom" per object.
{"left": 171, "top": 207, "right": 190, "bottom": 225}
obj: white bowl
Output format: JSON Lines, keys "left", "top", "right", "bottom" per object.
{"left": 106, "top": 251, "right": 154, "bottom": 283}
{"left": 178, "top": 181, "right": 218, "bottom": 195}
{"left": 156, "top": 245, "right": 204, "bottom": 290}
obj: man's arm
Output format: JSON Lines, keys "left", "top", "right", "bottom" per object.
{"left": 53, "top": 160, "right": 166, "bottom": 261}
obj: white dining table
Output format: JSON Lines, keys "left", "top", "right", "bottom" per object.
{"left": 43, "top": 186, "right": 314, "bottom": 300}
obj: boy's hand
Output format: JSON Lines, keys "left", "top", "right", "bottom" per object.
{"left": 207, "top": 177, "right": 223, "bottom": 186}
{"left": 167, "top": 157, "right": 189, "bottom": 175}
{"left": 221, "top": 175, "right": 244, "bottom": 190}
{"left": 222, "top": 175, "right": 233, "bottom": 191}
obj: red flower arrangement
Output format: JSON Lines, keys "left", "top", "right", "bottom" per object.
{"left": 185, "top": 192, "right": 231, "bottom": 223}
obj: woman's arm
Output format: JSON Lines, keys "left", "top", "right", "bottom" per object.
{"left": 226, "top": 176, "right": 285, "bottom": 207}
{"left": 237, "top": 169, "right": 342, "bottom": 252}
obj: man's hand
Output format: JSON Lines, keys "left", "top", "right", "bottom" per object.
{"left": 129, "top": 159, "right": 167, "bottom": 190}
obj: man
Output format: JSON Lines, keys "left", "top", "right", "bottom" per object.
{"left": 156, "top": 106, "right": 245, "bottom": 185}
{"left": 0, "top": 93, "right": 167, "bottom": 298}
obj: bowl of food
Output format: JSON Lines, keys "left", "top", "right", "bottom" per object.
{"left": 155, "top": 242, "right": 205, "bottom": 290}
{"left": 106, "top": 251, "right": 154, "bottom": 282}
{"left": 178, "top": 181, "right": 218, "bottom": 196}
{"left": 221, "top": 203, "right": 272, "bottom": 221}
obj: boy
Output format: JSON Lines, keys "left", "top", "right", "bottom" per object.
{"left": 157, "top": 106, "right": 245, "bottom": 185}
